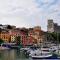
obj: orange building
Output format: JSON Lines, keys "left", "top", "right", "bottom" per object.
{"left": 0, "top": 30, "right": 10, "bottom": 42}
{"left": 28, "top": 26, "right": 45, "bottom": 45}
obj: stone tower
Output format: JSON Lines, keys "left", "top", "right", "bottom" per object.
{"left": 47, "top": 19, "right": 54, "bottom": 33}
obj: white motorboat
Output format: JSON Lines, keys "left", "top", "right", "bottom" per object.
{"left": 31, "top": 51, "right": 52, "bottom": 59}
{"left": 30, "top": 48, "right": 58, "bottom": 59}
{"left": 29, "top": 49, "right": 38, "bottom": 56}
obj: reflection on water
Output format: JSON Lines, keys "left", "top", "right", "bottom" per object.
{"left": 0, "top": 49, "right": 31, "bottom": 60}
{"left": 0, "top": 50, "right": 16, "bottom": 60}
{"left": 0, "top": 49, "right": 60, "bottom": 60}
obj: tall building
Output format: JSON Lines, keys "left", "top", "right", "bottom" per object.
{"left": 47, "top": 19, "right": 54, "bottom": 33}
{"left": 47, "top": 19, "right": 60, "bottom": 33}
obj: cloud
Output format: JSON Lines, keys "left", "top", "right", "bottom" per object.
{"left": 34, "top": 0, "right": 60, "bottom": 30}
{"left": 0, "top": 0, "right": 38, "bottom": 16}
{"left": 0, "top": 0, "right": 60, "bottom": 31}
{"left": 0, "top": 0, "right": 39, "bottom": 29}
{"left": 35, "top": 0, "right": 58, "bottom": 7}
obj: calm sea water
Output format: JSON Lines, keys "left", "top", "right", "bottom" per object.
{"left": 0, "top": 49, "right": 59, "bottom": 60}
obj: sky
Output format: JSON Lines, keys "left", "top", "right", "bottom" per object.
{"left": 0, "top": 0, "right": 60, "bottom": 31}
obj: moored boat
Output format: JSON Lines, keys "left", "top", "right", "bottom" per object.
{"left": 30, "top": 48, "right": 58, "bottom": 59}
{"left": 0, "top": 46, "right": 9, "bottom": 50}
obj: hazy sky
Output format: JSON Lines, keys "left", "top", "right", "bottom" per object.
{"left": 0, "top": 0, "right": 60, "bottom": 31}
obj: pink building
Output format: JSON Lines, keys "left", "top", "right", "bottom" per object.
{"left": 9, "top": 29, "right": 34, "bottom": 47}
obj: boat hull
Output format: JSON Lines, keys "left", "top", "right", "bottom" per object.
{"left": 31, "top": 54, "right": 58, "bottom": 59}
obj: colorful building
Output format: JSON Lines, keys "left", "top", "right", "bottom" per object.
{"left": 9, "top": 30, "right": 21, "bottom": 42}
{"left": 28, "top": 26, "right": 45, "bottom": 45}
{"left": 9, "top": 29, "right": 28, "bottom": 47}
{"left": 0, "top": 25, "right": 46, "bottom": 47}
{"left": 0, "top": 30, "right": 10, "bottom": 42}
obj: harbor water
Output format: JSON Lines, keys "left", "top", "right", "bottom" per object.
{"left": 0, "top": 49, "right": 60, "bottom": 60}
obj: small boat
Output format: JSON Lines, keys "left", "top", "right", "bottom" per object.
{"left": 0, "top": 46, "right": 9, "bottom": 50}
{"left": 20, "top": 48, "right": 29, "bottom": 51}
{"left": 31, "top": 54, "right": 52, "bottom": 59}
{"left": 30, "top": 48, "right": 58, "bottom": 59}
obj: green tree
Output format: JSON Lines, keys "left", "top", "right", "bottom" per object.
{"left": 16, "top": 36, "right": 21, "bottom": 45}
{"left": 58, "top": 33, "right": 60, "bottom": 43}
{"left": 7, "top": 25, "right": 12, "bottom": 29}
{"left": 0, "top": 39, "right": 4, "bottom": 45}
{"left": 0, "top": 28, "right": 2, "bottom": 33}
{"left": 48, "top": 32, "right": 60, "bottom": 43}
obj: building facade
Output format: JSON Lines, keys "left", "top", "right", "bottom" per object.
{"left": 0, "top": 24, "right": 16, "bottom": 29}
{"left": 28, "top": 26, "right": 45, "bottom": 45}
{"left": 0, "top": 30, "right": 10, "bottom": 42}
{"left": 47, "top": 19, "right": 60, "bottom": 33}
{"left": 9, "top": 29, "right": 28, "bottom": 46}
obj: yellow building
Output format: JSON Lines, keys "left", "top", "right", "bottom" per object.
{"left": 10, "top": 35, "right": 16, "bottom": 42}
{"left": 0, "top": 31, "right": 10, "bottom": 42}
